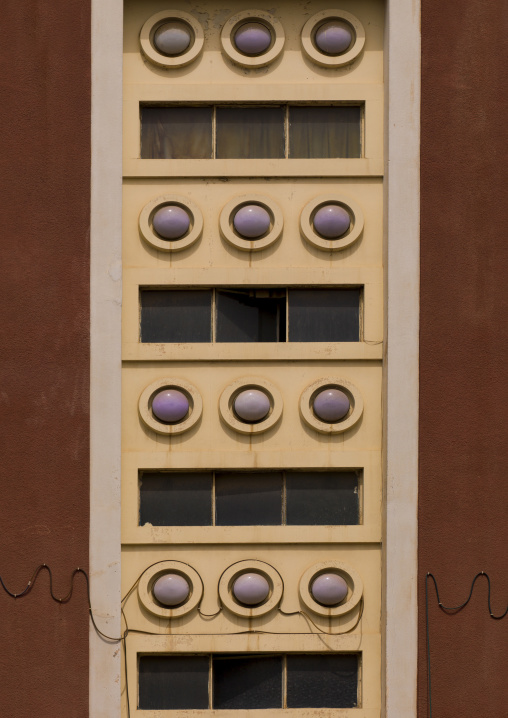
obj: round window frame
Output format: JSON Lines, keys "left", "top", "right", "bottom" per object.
{"left": 301, "top": 10, "right": 365, "bottom": 68}
{"left": 221, "top": 10, "right": 285, "bottom": 68}
{"left": 299, "top": 378, "right": 363, "bottom": 434}
{"left": 138, "top": 561, "right": 204, "bottom": 618}
{"left": 139, "top": 195, "right": 203, "bottom": 253}
{"left": 139, "top": 10, "right": 205, "bottom": 69}
{"left": 139, "top": 378, "right": 203, "bottom": 436}
{"left": 219, "top": 377, "right": 283, "bottom": 435}
{"left": 219, "top": 195, "right": 283, "bottom": 252}
{"left": 299, "top": 561, "right": 363, "bottom": 617}
{"left": 300, "top": 194, "right": 364, "bottom": 252}
{"left": 219, "top": 560, "right": 283, "bottom": 618}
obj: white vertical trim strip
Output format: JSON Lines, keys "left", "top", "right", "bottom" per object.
{"left": 90, "top": 0, "right": 123, "bottom": 716}
{"left": 384, "top": 1, "right": 420, "bottom": 716}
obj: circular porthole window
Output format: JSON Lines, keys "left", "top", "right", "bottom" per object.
{"left": 139, "top": 195, "right": 203, "bottom": 253}
{"left": 300, "top": 195, "right": 364, "bottom": 252}
{"left": 138, "top": 561, "right": 203, "bottom": 618}
{"left": 219, "top": 195, "right": 283, "bottom": 252}
{"left": 299, "top": 562, "right": 363, "bottom": 617}
{"left": 221, "top": 11, "right": 285, "bottom": 68}
{"left": 219, "top": 378, "right": 283, "bottom": 435}
{"left": 299, "top": 378, "right": 363, "bottom": 434}
{"left": 138, "top": 379, "right": 203, "bottom": 436}
{"left": 301, "top": 10, "right": 365, "bottom": 68}
{"left": 219, "top": 560, "right": 283, "bottom": 617}
{"left": 139, "top": 10, "right": 204, "bottom": 69}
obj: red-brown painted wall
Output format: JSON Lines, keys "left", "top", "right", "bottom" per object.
{"left": 419, "top": 2, "right": 508, "bottom": 716}
{"left": 0, "top": 2, "right": 90, "bottom": 716}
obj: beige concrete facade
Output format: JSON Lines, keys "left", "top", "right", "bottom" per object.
{"left": 119, "top": 0, "right": 388, "bottom": 715}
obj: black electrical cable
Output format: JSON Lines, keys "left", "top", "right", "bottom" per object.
{"left": 278, "top": 597, "right": 364, "bottom": 636}
{"left": 1, "top": 562, "right": 366, "bottom": 718}
{"left": 425, "top": 572, "right": 507, "bottom": 718}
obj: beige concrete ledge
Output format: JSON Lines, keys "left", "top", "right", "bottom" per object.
{"left": 122, "top": 342, "right": 383, "bottom": 362}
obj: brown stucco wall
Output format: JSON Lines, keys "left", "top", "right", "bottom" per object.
{"left": 0, "top": 2, "right": 90, "bottom": 716}
{"left": 419, "top": 2, "right": 508, "bottom": 716}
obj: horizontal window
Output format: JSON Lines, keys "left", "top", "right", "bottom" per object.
{"left": 139, "top": 470, "right": 360, "bottom": 527}
{"left": 140, "top": 288, "right": 361, "bottom": 343}
{"left": 138, "top": 653, "right": 359, "bottom": 710}
{"left": 141, "top": 104, "right": 362, "bottom": 159}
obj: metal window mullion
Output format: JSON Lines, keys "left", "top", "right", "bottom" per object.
{"left": 212, "top": 106, "right": 217, "bottom": 159}
{"left": 284, "top": 105, "right": 290, "bottom": 159}
{"left": 359, "top": 286, "right": 364, "bottom": 342}
{"left": 209, "top": 654, "right": 213, "bottom": 709}
{"left": 281, "top": 471, "right": 286, "bottom": 526}
{"left": 212, "top": 471, "right": 216, "bottom": 526}
{"left": 282, "top": 654, "right": 287, "bottom": 708}
{"left": 286, "top": 289, "right": 289, "bottom": 341}
{"left": 212, "top": 289, "right": 216, "bottom": 342}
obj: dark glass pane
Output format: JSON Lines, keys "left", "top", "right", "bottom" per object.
{"left": 215, "top": 472, "right": 283, "bottom": 526}
{"left": 213, "top": 655, "right": 283, "bottom": 709}
{"left": 286, "top": 472, "right": 359, "bottom": 525}
{"left": 140, "top": 290, "right": 212, "bottom": 343}
{"left": 216, "top": 107, "right": 285, "bottom": 159}
{"left": 139, "top": 472, "right": 212, "bottom": 526}
{"left": 288, "top": 289, "right": 360, "bottom": 342}
{"left": 216, "top": 289, "right": 286, "bottom": 343}
{"left": 138, "top": 655, "right": 209, "bottom": 710}
{"left": 140, "top": 106, "right": 213, "bottom": 159}
{"left": 287, "top": 654, "right": 358, "bottom": 708}
{"left": 289, "top": 106, "right": 361, "bottom": 158}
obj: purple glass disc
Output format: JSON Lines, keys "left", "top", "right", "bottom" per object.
{"left": 233, "top": 573, "right": 270, "bottom": 605}
{"left": 234, "top": 22, "right": 272, "bottom": 56}
{"left": 314, "top": 21, "right": 353, "bottom": 55}
{"left": 234, "top": 389, "right": 271, "bottom": 423}
{"left": 233, "top": 204, "right": 271, "bottom": 238}
{"left": 311, "top": 573, "right": 348, "bottom": 606}
{"left": 153, "top": 574, "right": 190, "bottom": 606}
{"left": 313, "top": 204, "right": 351, "bottom": 239}
{"left": 153, "top": 205, "right": 191, "bottom": 240}
{"left": 313, "top": 388, "right": 350, "bottom": 423}
{"left": 152, "top": 389, "right": 189, "bottom": 423}
{"left": 154, "top": 21, "right": 192, "bottom": 56}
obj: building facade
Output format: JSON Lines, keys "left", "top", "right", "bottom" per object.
{"left": 0, "top": 1, "right": 506, "bottom": 717}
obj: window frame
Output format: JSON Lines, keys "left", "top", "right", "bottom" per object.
{"left": 139, "top": 286, "right": 363, "bottom": 345}
{"left": 140, "top": 103, "right": 364, "bottom": 160}
{"left": 138, "top": 469, "right": 362, "bottom": 528}
{"left": 137, "top": 652, "right": 361, "bottom": 711}
{"left": 123, "top": 82, "right": 383, "bottom": 179}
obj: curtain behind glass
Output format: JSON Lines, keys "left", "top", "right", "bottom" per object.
{"left": 216, "top": 106, "right": 285, "bottom": 159}
{"left": 140, "top": 106, "right": 213, "bottom": 158}
{"left": 289, "top": 106, "right": 361, "bottom": 158}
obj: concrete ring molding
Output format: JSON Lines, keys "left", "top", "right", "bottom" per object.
{"left": 299, "top": 378, "right": 363, "bottom": 434}
{"left": 299, "top": 561, "right": 363, "bottom": 617}
{"left": 219, "top": 195, "right": 283, "bottom": 252}
{"left": 221, "top": 11, "right": 285, "bottom": 68}
{"left": 219, "top": 560, "right": 283, "bottom": 617}
{"left": 139, "top": 195, "right": 203, "bottom": 253}
{"left": 138, "top": 561, "right": 204, "bottom": 618}
{"left": 139, "top": 10, "right": 205, "bottom": 69}
{"left": 139, "top": 378, "right": 203, "bottom": 436}
{"left": 219, "top": 377, "right": 283, "bottom": 435}
{"left": 301, "top": 10, "right": 365, "bottom": 68}
{"left": 300, "top": 194, "right": 364, "bottom": 252}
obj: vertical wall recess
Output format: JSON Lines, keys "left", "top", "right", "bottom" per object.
{"left": 120, "top": 1, "right": 384, "bottom": 715}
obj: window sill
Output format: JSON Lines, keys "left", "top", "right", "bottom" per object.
{"left": 122, "top": 523, "right": 380, "bottom": 545}
{"left": 122, "top": 341, "right": 383, "bottom": 362}
{"left": 123, "top": 157, "right": 383, "bottom": 178}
